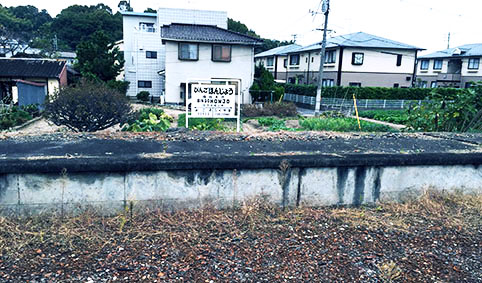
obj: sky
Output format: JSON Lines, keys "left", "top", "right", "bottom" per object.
{"left": 1, "top": 0, "right": 481, "bottom": 54}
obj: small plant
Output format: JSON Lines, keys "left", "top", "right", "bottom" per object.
{"left": 137, "top": 91, "right": 150, "bottom": 102}
{"left": 377, "top": 260, "right": 402, "bottom": 282}
{"left": 257, "top": 117, "right": 292, "bottom": 131}
{"left": 241, "top": 102, "right": 297, "bottom": 118}
{"left": 177, "top": 113, "right": 226, "bottom": 131}
{"left": 0, "top": 106, "right": 33, "bottom": 130}
{"left": 359, "top": 110, "right": 409, "bottom": 125}
{"left": 45, "top": 79, "right": 132, "bottom": 132}
{"left": 123, "top": 109, "right": 172, "bottom": 132}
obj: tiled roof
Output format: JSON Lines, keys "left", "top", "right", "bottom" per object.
{"left": 161, "top": 23, "right": 263, "bottom": 45}
{"left": 254, "top": 44, "right": 302, "bottom": 58}
{"left": 290, "top": 32, "right": 423, "bottom": 53}
{"left": 0, "top": 59, "right": 66, "bottom": 78}
{"left": 419, "top": 44, "right": 482, "bottom": 59}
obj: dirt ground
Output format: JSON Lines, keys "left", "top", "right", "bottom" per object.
{"left": 0, "top": 191, "right": 480, "bottom": 282}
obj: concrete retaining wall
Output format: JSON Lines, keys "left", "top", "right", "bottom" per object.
{"left": 1, "top": 164, "right": 480, "bottom": 215}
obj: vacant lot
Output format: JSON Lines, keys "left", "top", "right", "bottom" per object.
{"left": 0, "top": 191, "right": 480, "bottom": 282}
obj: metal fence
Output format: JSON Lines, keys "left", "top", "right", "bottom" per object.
{"left": 283, "top": 93, "right": 426, "bottom": 110}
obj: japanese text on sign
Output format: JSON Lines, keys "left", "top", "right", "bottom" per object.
{"left": 190, "top": 84, "right": 236, "bottom": 118}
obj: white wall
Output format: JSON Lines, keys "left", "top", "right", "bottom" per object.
{"left": 164, "top": 41, "right": 255, "bottom": 104}
{"left": 416, "top": 58, "right": 448, "bottom": 76}
{"left": 122, "top": 9, "right": 228, "bottom": 100}
{"left": 123, "top": 14, "right": 162, "bottom": 98}
{"left": 461, "top": 57, "right": 481, "bottom": 77}
{"left": 341, "top": 48, "right": 416, "bottom": 74}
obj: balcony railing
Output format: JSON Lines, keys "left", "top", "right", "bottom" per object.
{"left": 437, "top": 73, "right": 461, "bottom": 82}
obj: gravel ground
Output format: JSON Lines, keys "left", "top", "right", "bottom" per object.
{"left": 0, "top": 191, "right": 480, "bottom": 282}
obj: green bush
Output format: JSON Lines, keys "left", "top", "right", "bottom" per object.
{"left": 283, "top": 84, "right": 465, "bottom": 100}
{"left": 137, "top": 91, "right": 150, "bottom": 102}
{"left": 44, "top": 79, "right": 132, "bottom": 132}
{"left": 405, "top": 84, "right": 482, "bottom": 132}
{"left": 300, "top": 117, "right": 393, "bottom": 132}
{"left": 123, "top": 108, "right": 173, "bottom": 132}
{"left": 106, "top": 80, "right": 130, "bottom": 95}
{"left": 257, "top": 117, "right": 291, "bottom": 131}
{"left": 178, "top": 113, "right": 226, "bottom": 131}
{"left": 0, "top": 106, "right": 33, "bottom": 130}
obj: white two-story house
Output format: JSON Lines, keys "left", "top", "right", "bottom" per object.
{"left": 280, "top": 32, "right": 423, "bottom": 88}
{"left": 254, "top": 44, "right": 301, "bottom": 82}
{"left": 416, "top": 44, "right": 482, "bottom": 88}
{"left": 122, "top": 8, "right": 228, "bottom": 102}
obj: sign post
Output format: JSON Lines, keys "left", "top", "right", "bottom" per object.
{"left": 185, "top": 79, "right": 242, "bottom": 132}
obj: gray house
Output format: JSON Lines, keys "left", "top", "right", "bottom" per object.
{"left": 416, "top": 44, "right": 482, "bottom": 88}
{"left": 279, "top": 32, "right": 424, "bottom": 88}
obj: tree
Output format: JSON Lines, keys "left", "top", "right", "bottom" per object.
{"left": 45, "top": 79, "right": 132, "bottom": 132}
{"left": 118, "top": 1, "right": 133, "bottom": 12}
{"left": 144, "top": 8, "right": 157, "bottom": 13}
{"left": 75, "top": 30, "right": 124, "bottom": 82}
{"left": 227, "top": 18, "right": 294, "bottom": 54}
{"left": 8, "top": 5, "right": 52, "bottom": 37}
{"left": 50, "top": 4, "right": 123, "bottom": 50}
{"left": 0, "top": 5, "right": 32, "bottom": 56}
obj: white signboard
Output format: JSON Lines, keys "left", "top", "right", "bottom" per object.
{"left": 190, "top": 84, "right": 236, "bottom": 118}
{"left": 186, "top": 79, "right": 241, "bottom": 132}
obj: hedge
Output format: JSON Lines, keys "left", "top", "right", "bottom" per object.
{"left": 282, "top": 84, "right": 466, "bottom": 100}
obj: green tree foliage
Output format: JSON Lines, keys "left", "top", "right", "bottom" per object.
{"left": 0, "top": 5, "right": 32, "bottom": 55}
{"left": 45, "top": 79, "right": 132, "bottom": 132}
{"left": 250, "top": 65, "right": 285, "bottom": 102}
{"left": 75, "top": 30, "right": 124, "bottom": 82}
{"left": 144, "top": 8, "right": 157, "bottom": 13}
{"left": 118, "top": 1, "right": 133, "bottom": 12}
{"left": 50, "top": 4, "right": 123, "bottom": 50}
{"left": 227, "top": 18, "right": 293, "bottom": 54}
{"left": 406, "top": 83, "right": 482, "bottom": 132}
{"left": 7, "top": 5, "right": 52, "bottom": 37}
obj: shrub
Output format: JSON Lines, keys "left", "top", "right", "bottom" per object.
{"left": 44, "top": 79, "right": 132, "bottom": 132}
{"left": 405, "top": 84, "right": 482, "bottom": 132}
{"left": 241, "top": 102, "right": 297, "bottom": 118}
{"left": 283, "top": 84, "right": 465, "bottom": 100}
{"left": 0, "top": 106, "right": 33, "bottom": 130}
{"left": 106, "top": 80, "right": 130, "bottom": 95}
{"left": 137, "top": 91, "right": 150, "bottom": 102}
{"left": 257, "top": 117, "right": 291, "bottom": 131}
{"left": 178, "top": 113, "right": 226, "bottom": 131}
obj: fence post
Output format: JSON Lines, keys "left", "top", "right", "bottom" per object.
{"left": 383, "top": 99, "right": 386, "bottom": 109}
{"left": 401, "top": 100, "right": 404, "bottom": 109}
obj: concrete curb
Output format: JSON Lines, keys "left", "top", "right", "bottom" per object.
{"left": 1, "top": 152, "right": 481, "bottom": 174}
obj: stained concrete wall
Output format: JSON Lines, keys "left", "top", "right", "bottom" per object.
{"left": 0, "top": 164, "right": 480, "bottom": 215}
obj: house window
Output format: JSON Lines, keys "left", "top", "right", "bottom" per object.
{"left": 312, "top": 57, "right": 314, "bottom": 63}
{"left": 465, "top": 82, "right": 473, "bottom": 88}
{"left": 138, "top": 81, "right": 152, "bottom": 88}
{"left": 393, "top": 83, "right": 400, "bottom": 88}
{"left": 284, "top": 59, "right": 288, "bottom": 68}
{"left": 146, "top": 51, "right": 157, "bottom": 59}
{"left": 212, "top": 45, "right": 231, "bottom": 62}
{"left": 267, "top": 57, "right": 274, "bottom": 66}
{"left": 139, "top": 22, "right": 155, "bottom": 32}
{"left": 179, "top": 43, "right": 199, "bottom": 61}
{"left": 396, "top": 54, "right": 402, "bottom": 66}
{"left": 420, "top": 60, "right": 429, "bottom": 70}
{"left": 290, "top": 54, "right": 300, "bottom": 66}
{"left": 430, "top": 81, "right": 437, "bottom": 88}
{"left": 433, "top": 59, "right": 443, "bottom": 70}
{"left": 419, "top": 81, "right": 428, "bottom": 88}
{"left": 352, "top": 53, "right": 364, "bottom": 65}
{"left": 349, "top": 82, "right": 361, "bottom": 87}
{"left": 322, "top": 79, "right": 334, "bottom": 87}
{"left": 468, "top": 58, "right": 480, "bottom": 70}
{"left": 325, "top": 50, "right": 336, "bottom": 64}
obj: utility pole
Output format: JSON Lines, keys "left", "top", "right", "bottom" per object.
{"left": 447, "top": 32, "right": 451, "bottom": 49}
{"left": 314, "top": 0, "right": 330, "bottom": 116}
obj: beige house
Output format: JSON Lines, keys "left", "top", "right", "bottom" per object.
{"left": 281, "top": 32, "right": 423, "bottom": 88}
{"left": 254, "top": 44, "right": 301, "bottom": 82}
{"left": 416, "top": 44, "right": 482, "bottom": 88}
